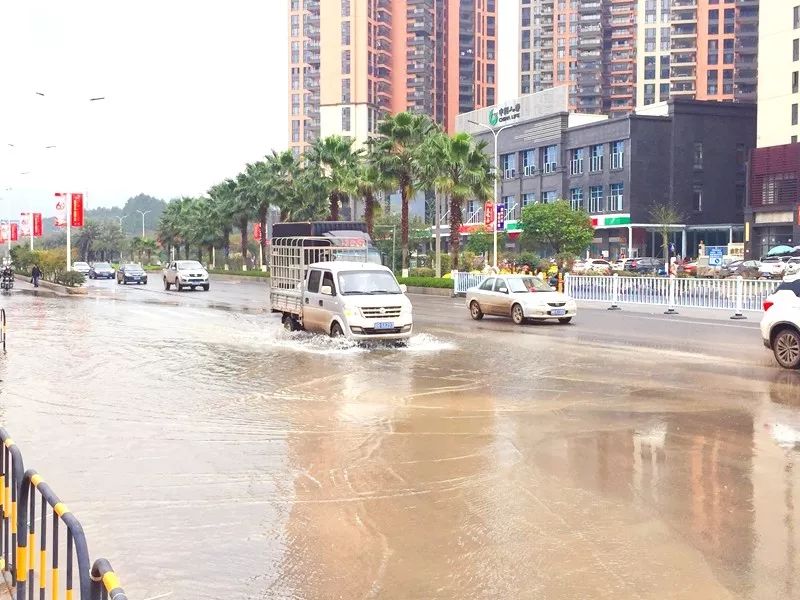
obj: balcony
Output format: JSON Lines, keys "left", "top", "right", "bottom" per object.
{"left": 672, "top": 52, "right": 696, "bottom": 65}
{"left": 671, "top": 0, "right": 696, "bottom": 7}
{"left": 672, "top": 25, "right": 697, "bottom": 37}
{"left": 578, "top": 1, "right": 602, "bottom": 13}
{"left": 671, "top": 9, "right": 697, "bottom": 24}
{"left": 735, "top": 68, "right": 757, "bottom": 84}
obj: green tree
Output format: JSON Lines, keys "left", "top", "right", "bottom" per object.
{"left": 207, "top": 179, "right": 237, "bottom": 261}
{"left": 372, "top": 211, "right": 429, "bottom": 273}
{"left": 424, "top": 131, "right": 493, "bottom": 271}
{"left": 466, "top": 226, "right": 493, "bottom": 255}
{"left": 375, "top": 112, "right": 436, "bottom": 271}
{"left": 520, "top": 200, "right": 594, "bottom": 258}
{"left": 650, "top": 201, "right": 685, "bottom": 270}
{"left": 357, "top": 142, "right": 396, "bottom": 238}
{"left": 232, "top": 171, "right": 260, "bottom": 265}
{"left": 93, "top": 221, "right": 127, "bottom": 261}
{"left": 306, "top": 135, "right": 361, "bottom": 221}
{"left": 75, "top": 220, "right": 101, "bottom": 261}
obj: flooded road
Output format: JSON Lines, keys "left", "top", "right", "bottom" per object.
{"left": 2, "top": 279, "right": 800, "bottom": 599}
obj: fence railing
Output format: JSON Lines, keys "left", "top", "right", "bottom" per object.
{"left": 0, "top": 428, "right": 127, "bottom": 600}
{"left": 452, "top": 272, "right": 780, "bottom": 316}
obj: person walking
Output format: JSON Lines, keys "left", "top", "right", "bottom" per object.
{"left": 31, "top": 264, "right": 42, "bottom": 288}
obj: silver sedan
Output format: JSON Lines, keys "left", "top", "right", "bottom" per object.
{"left": 466, "top": 275, "right": 577, "bottom": 325}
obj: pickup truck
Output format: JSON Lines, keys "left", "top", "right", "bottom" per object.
{"left": 269, "top": 223, "right": 413, "bottom": 343}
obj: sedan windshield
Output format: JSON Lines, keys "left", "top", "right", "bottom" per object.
{"left": 123, "top": 265, "right": 142, "bottom": 271}
{"left": 507, "top": 277, "right": 553, "bottom": 293}
{"left": 95, "top": 263, "right": 111, "bottom": 269}
{"left": 338, "top": 271, "right": 401, "bottom": 295}
{"left": 177, "top": 261, "right": 204, "bottom": 270}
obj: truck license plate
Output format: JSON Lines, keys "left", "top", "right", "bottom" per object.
{"left": 550, "top": 309, "right": 566, "bottom": 316}
{"left": 375, "top": 321, "right": 395, "bottom": 330}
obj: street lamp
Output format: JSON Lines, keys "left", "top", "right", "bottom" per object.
{"left": 468, "top": 119, "right": 515, "bottom": 270}
{"left": 115, "top": 215, "right": 128, "bottom": 232}
{"left": 136, "top": 210, "right": 151, "bottom": 238}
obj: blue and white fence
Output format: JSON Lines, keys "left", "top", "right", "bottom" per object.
{"left": 453, "top": 272, "right": 780, "bottom": 315}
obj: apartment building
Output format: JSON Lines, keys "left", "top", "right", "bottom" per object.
{"left": 521, "top": 0, "right": 758, "bottom": 117}
{"left": 288, "top": 0, "right": 497, "bottom": 155}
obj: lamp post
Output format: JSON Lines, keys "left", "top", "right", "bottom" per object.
{"left": 115, "top": 215, "right": 128, "bottom": 232}
{"left": 468, "top": 119, "right": 514, "bottom": 269}
{"left": 136, "top": 210, "right": 151, "bottom": 238}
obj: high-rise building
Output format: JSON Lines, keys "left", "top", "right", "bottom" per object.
{"left": 756, "top": 0, "right": 798, "bottom": 147}
{"left": 287, "top": 0, "right": 497, "bottom": 155}
{"left": 520, "top": 0, "right": 757, "bottom": 116}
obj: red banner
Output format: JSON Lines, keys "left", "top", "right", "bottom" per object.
{"left": 253, "top": 222, "right": 262, "bottom": 241}
{"left": 10, "top": 224, "right": 18, "bottom": 242}
{"left": 33, "top": 213, "right": 42, "bottom": 237}
{"left": 484, "top": 201, "right": 494, "bottom": 227}
{"left": 71, "top": 193, "right": 84, "bottom": 227}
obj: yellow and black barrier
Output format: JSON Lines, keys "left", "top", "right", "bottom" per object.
{"left": 0, "top": 429, "right": 126, "bottom": 600}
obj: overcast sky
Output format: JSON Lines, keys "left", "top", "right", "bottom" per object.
{"left": 0, "top": 1, "right": 518, "bottom": 217}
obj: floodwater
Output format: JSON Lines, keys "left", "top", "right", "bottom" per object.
{"left": 2, "top": 288, "right": 800, "bottom": 599}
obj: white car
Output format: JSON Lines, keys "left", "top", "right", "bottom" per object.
{"left": 73, "top": 262, "right": 91, "bottom": 277}
{"left": 759, "top": 256, "right": 788, "bottom": 279}
{"left": 582, "top": 259, "right": 612, "bottom": 274}
{"left": 163, "top": 260, "right": 210, "bottom": 291}
{"left": 466, "top": 274, "right": 577, "bottom": 325}
{"left": 784, "top": 257, "right": 800, "bottom": 276}
{"left": 761, "top": 275, "right": 800, "bottom": 369}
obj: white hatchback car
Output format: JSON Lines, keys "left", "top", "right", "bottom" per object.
{"left": 761, "top": 276, "right": 800, "bottom": 369}
{"left": 466, "top": 275, "right": 577, "bottom": 325}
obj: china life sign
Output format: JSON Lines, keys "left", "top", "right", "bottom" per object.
{"left": 488, "top": 102, "right": 522, "bottom": 127}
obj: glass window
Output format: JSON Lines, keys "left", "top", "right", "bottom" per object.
{"left": 342, "top": 78, "right": 351, "bottom": 102}
{"left": 795, "top": 6, "right": 800, "bottom": 29}
{"left": 342, "top": 50, "right": 351, "bottom": 75}
{"left": 307, "top": 270, "right": 322, "bottom": 293}
{"left": 480, "top": 277, "right": 495, "bottom": 291}
{"left": 794, "top": 104, "right": 799, "bottom": 126}
{"left": 570, "top": 187, "right": 583, "bottom": 211}
{"left": 795, "top": 39, "right": 800, "bottom": 62}
{"left": 609, "top": 183, "right": 624, "bottom": 211}
{"left": 493, "top": 278, "right": 507, "bottom": 292}
{"left": 610, "top": 141, "right": 624, "bottom": 170}
{"left": 543, "top": 145, "right": 558, "bottom": 173}
{"left": 590, "top": 144, "right": 604, "bottom": 172}
{"left": 522, "top": 192, "right": 536, "bottom": 206}
{"left": 321, "top": 271, "right": 336, "bottom": 294}
{"left": 501, "top": 153, "right": 517, "bottom": 178}
{"left": 342, "top": 21, "right": 351, "bottom": 45}
{"left": 342, "top": 107, "right": 351, "bottom": 131}
{"left": 794, "top": 72, "right": 799, "bottom": 94}
{"left": 522, "top": 149, "right": 537, "bottom": 175}
{"left": 341, "top": 0, "right": 350, "bottom": 17}
{"left": 589, "top": 186, "right": 603, "bottom": 212}
{"left": 693, "top": 186, "right": 703, "bottom": 212}
{"left": 694, "top": 142, "right": 703, "bottom": 168}
{"left": 541, "top": 191, "right": 557, "bottom": 204}
{"left": 570, "top": 148, "right": 584, "bottom": 175}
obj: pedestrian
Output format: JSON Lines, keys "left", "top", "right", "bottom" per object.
{"left": 31, "top": 264, "right": 42, "bottom": 288}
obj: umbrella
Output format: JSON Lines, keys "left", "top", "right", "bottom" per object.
{"left": 768, "top": 245, "right": 795, "bottom": 256}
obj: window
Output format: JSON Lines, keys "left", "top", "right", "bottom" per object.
{"left": 645, "top": 56, "right": 656, "bottom": 80}
{"left": 693, "top": 186, "right": 703, "bottom": 212}
{"left": 342, "top": 21, "right": 351, "bottom": 45}
{"left": 321, "top": 271, "right": 336, "bottom": 294}
{"left": 543, "top": 145, "right": 558, "bottom": 173}
{"left": 795, "top": 39, "right": 800, "bottom": 62}
{"left": 609, "top": 183, "right": 624, "bottom": 211}
{"left": 590, "top": 144, "right": 604, "bottom": 172}
{"left": 736, "top": 143, "right": 746, "bottom": 173}
{"left": 501, "top": 153, "right": 517, "bottom": 178}
{"left": 291, "top": 67, "right": 300, "bottom": 90}
{"left": 522, "top": 192, "right": 536, "bottom": 207}
{"left": 479, "top": 277, "right": 495, "bottom": 291}
{"left": 660, "top": 83, "right": 670, "bottom": 101}
{"left": 291, "top": 94, "right": 300, "bottom": 115}
{"left": 570, "top": 187, "right": 583, "bottom": 211}
{"left": 291, "top": 41, "right": 300, "bottom": 63}
{"left": 342, "top": 78, "right": 351, "bottom": 103}
{"left": 291, "top": 119, "right": 300, "bottom": 143}
{"left": 610, "top": 141, "right": 624, "bottom": 170}
{"left": 723, "top": 39, "right": 734, "bottom": 64}
{"left": 589, "top": 186, "right": 603, "bottom": 212}
{"left": 501, "top": 195, "right": 516, "bottom": 216}
{"left": 794, "top": 135, "right": 799, "bottom": 143}
{"left": 694, "top": 142, "right": 703, "bottom": 169}
{"left": 341, "top": 0, "right": 350, "bottom": 17}
{"left": 570, "top": 148, "right": 584, "bottom": 175}
{"left": 290, "top": 14, "right": 300, "bottom": 36}
{"left": 342, "top": 107, "right": 351, "bottom": 131}
{"left": 723, "top": 8, "right": 735, "bottom": 33}
{"left": 522, "top": 149, "right": 537, "bottom": 176}
{"left": 660, "top": 56, "right": 670, "bottom": 79}
{"left": 708, "top": 10, "right": 719, "bottom": 34}
{"left": 342, "top": 50, "right": 351, "bottom": 75}
{"left": 794, "top": 103, "right": 799, "bottom": 126}
{"left": 794, "top": 72, "right": 799, "bottom": 94}
{"left": 541, "top": 191, "right": 556, "bottom": 204}
{"left": 290, "top": 0, "right": 299, "bottom": 9}
{"left": 794, "top": 5, "right": 799, "bottom": 28}
{"left": 307, "top": 270, "right": 322, "bottom": 293}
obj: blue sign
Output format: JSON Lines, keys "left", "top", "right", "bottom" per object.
{"left": 708, "top": 246, "right": 724, "bottom": 267}
{"left": 496, "top": 205, "right": 506, "bottom": 231}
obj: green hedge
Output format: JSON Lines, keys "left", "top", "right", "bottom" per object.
{"left": 54, "top": 271, "right": 86, "bottom": 287}
{"left": 208, "top": 269, "right": 269, "bottom": 278}
{"left": 397, "top": 276, "right": 453, "bottom": 289}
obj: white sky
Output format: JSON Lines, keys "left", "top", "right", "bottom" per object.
{"left": 0, "top": 1, "right": 518, "bottom": 216}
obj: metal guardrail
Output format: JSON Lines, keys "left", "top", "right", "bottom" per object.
{"left": 0, "top": 429, "right": 127, "bottom": 600}
{"left": 453, "top": 272, "right": 781, "bottom": 316}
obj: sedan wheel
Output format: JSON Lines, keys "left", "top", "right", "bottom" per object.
{"left": 511, "top": 304, "right": 525, "bottom": 325}
{"left": 774, "top": 328, "right": 800, "bottom": 369}
{"left": 469, "top": 301, "right": 484, "bottom": 320}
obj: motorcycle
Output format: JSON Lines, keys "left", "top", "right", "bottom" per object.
{"left": 1, "top": 270, "right": 14, "bottom": 291}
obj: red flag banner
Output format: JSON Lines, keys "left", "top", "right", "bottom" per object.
{"left": 71, "top": 193, "right": 84, "bottom": 227}
{"left": 253, "top": 222, "right": 262, "bottom": 241}
{"left": 10, "top": 224, "right": 18, "bottom": 242}
{"left": 33, "top": 213, "right": 43, "bottom": 237}
{"left": 54, "top": 193, "right": 67, "bottom": 227}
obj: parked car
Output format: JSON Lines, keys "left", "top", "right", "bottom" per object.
{"left": 785, "top": 257, "right": 800, "bottom": 276}
{"left": 625, "top": 257, "right": 663, "bottom": 274}
{"left": 466, "top": 275, "right": 577, "bottom": 325}
{"left": 73, "top": 262, "right": 91, "bottom": 277}
{"left": 88, "top": 262, "right": 115, "bottom": 279}
{"left": 678, "top": 261, "right": 698, "bottom": 276}
{"left": 722, "top": 259, "right": 762, "bottom": 278}
{"left": 117, "top": 263, "right": 148, "bottom": 285}
{"left": 759, "top": 257, "right": 788, "bottom": 279}
{"left": 575, "top": 259, "right": 611, "bottom": 274}
{"left": 761, "top": 275, "right": 800, "bottom": 369}
{"left": 163, "top": 260, "right": 210, "bottom": 291}
{"left": 611, "top": 259, "right": 626, "bottom": 272}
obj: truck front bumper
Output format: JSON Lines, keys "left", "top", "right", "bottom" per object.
{"left": 348, "top": 321, "right": 413, "bottom": 341}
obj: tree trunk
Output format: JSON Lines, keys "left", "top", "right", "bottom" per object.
{"left": 401, "top": 181, "right": 410, "bottom": 273}
{"left": 329, "top": 192, "right": 340, "bottom": 221}
{"left": 208, "top": 245, "right": 214, "bottom": 266}
{"left": 239, "top": 219, "right": 248, "bottom": 266}
{"left": 197, "top": 247, "right": 202, "bottom": 262}
{"left": 364, "top": 191, "right": 375, "bottom": 238}
{"left": 449, "top": 194, "right": 463, "bottom": 271}
{"left": 146, "top": 249, "right": 152, "bottom": 264}
{"left": 184, "top": 244, "right": 190, "bottom": 260}
{"left": 258, "top": 205, "right": 268, "bottom": 268}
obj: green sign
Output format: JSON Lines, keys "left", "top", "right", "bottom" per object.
{"left": 505, "top": 221, "right": 523, "bottom": 231}
{"left": 603, "top": 216, "right": 631, "bottom": 226}
{"left": 489, "top": 109, "right": 499, "bottom": 126}
{"left": 487, "top": 103, "right": 521, "bottom": 127}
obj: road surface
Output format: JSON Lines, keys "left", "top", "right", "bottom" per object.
{"left": 0, "top": 275, "right": 797, "bottom": 599}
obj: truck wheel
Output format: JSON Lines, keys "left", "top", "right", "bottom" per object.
{"left": 282, "top": 314, "right": 299, "bottom": 332}
{"left": 163, "top": 278, "right": 170, "bottom": 291}
{"left": 330, "top": 322, "right": 344, "bottom": 338}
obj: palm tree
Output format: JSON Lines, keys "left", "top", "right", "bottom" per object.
{"left": 208, "top": 179, "right": 237, "bottom": 263}
{"left": 357, "top": 142, "right": 396, "bottom": 238}
{"left": 425, "top": 132, "right": 493, "bottom": 271}
{"left": 130, "top": 236, "right": 145, "bottom": 263}
{"left": 375, "top": 112, "right": 436, "bottom": 272}
{"left": 233, "top": 170, "right": 259, "bottom": 266}
{"left": 76, "top": 220, "right": 101, "bottom": 261}
{"left": 306, "top": 135, "right": 361, "bottom": 221}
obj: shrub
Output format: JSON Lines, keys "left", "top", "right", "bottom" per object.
{"left": 55, "top": 271, "right": 85, "bottom": 287}
{"left": 409, "top": 267, "right": 435, "bottom": 277}
{"left": 397, "top": 276, "right": 454, "bottom": 289}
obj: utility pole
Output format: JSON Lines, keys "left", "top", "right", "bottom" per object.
{"left": 136, "top": 210, "right": 151, "bottom": 238}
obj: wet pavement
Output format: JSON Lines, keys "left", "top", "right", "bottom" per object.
{"left": 1, "top": 277, "right": 800, "bottom": 599}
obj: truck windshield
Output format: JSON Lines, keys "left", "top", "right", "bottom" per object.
{"left": 338, "top": 271, "right": 401, "bottom": 295}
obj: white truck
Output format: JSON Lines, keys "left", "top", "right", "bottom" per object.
{"left": 270, "top": 222, "right": 414, "bottom": 343}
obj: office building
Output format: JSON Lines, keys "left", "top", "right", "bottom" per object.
{"left": 288, "top": 0, "right": 497, "bottom": 155}
{"left": 458, "top": 88, "right": 755, "bottom": 259}
{"left": 520, "top": 0, "right": 758, "bottom": 116}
